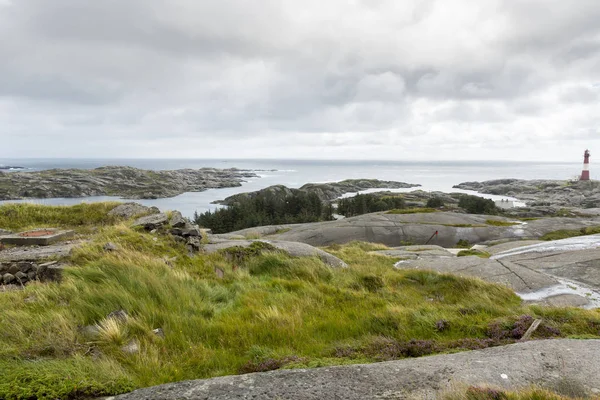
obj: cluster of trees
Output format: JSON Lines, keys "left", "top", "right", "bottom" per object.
{"left": 458, "top": 194, "right": 498, "bottom": 214}
{"left": 336, "top": 194, "right": 406, "bottom": 217}
{"left": 194, "top": 192, "right": 333, "bottom": 233}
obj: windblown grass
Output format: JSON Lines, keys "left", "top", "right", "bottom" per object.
{"left": 442, "top": 385, "right": 597, "bottom": 400}
{"left": 1, "top": 204, "right": 600, "bottom": 398}
{"left": 541, "top": 226, "right": 600, "bottom": 241}
{"left": 0, "top": 202, "right": 121, "bottom": 232}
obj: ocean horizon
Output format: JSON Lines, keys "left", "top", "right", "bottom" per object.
{"left": 0, "top": 158, "right": 585, "bottom": 217}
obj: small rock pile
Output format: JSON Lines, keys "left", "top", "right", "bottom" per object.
{"left": 132, "top": 211, "right": 204, "bottom": 253}
{"left": 0, "top": 260, "right": 63, "bottom": 285}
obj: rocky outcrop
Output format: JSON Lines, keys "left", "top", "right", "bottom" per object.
{"left": 108, "top": 203, "right": 160, "bottom": 219}
{"left": 115, "top": 339, "right": 600, "bottom": 400}
{"left": 0, "top": 166, "right": 257, "bottom": 200}
{"left": 0, "top": 260, "right": 65, "bottom": 286}
{"left": 131, "top": 212, "right": 204, "bottom": 253}
{"left": 454, "top": 179, "right": 600, "bottom": 208}
{"left": 216, "top": 179, "right": 421, "bottom": 205}
{"left": 203, "top": 240, "right": 348, "bottom": 268}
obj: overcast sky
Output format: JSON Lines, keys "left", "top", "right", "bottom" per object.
{"left": 1, "top": 0, "right": 599, "bottom": 161}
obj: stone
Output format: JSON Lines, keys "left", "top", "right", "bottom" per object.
{"left": 104, "top": 242, "right": 118, "bottom": 252}
{"left": 107, "top": 309, "right": 129, "bottom": 322}
{"left": 121, "top": 339, "right": 140, "bottom": 354}
{"left": 181, "top": 225, "right": 202, "bottom": 237}
{"left": 80, "top": 325, "right": 101, "bottom": 338}
{"left": 132, "top": 213, "right": 169, "bottom": 230}
{"left": 215, "top": 267, "right": 225, "bottom": 279}
{"left": 169, "top": 211, "right": 187, "bottom": 228}
{"left": 15, "top": 271, "right": 28, "bottom": 283}
{"left": 152, "top": 328, "right": 165, "bottom": 338}
{"left": 17, "top": 261, "right": 33, "bottom": 273}
{"left": 27, "top": 271, "right": 37, "bottom": 281}
{"left": 0, "top": 229, "right": 12, "bottom": 235}
{"left": 0, "top": 264, "right": 7, "bottom": 274}
{"left": 186, "top": 237, "right": 201, "bottom": 253}
{"left": 43, "top": 265, "right": 64, "bottom": 281}
{"left": 2, "top": 273, "right": 15, "bottom": 284}
{"left": 7, "top": 264, "right": 19, "bottom": 275}
{"left": 170, "top": 228, "right": 184, "bottom": 236}
{"left": 108, "top": 203, "right": 158, "bottom": 219}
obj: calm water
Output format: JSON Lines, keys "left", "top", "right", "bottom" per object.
{"left": 0, "top": 158, "right": 583, "bottom": 217}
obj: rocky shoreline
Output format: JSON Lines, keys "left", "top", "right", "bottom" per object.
{"left": 216, "top": 179, "right": 421, "bottom": 205}
{"left": 454, "top": 179, "right": 600, "bottom": 208}
{"left": 0, "top": 166, "right": 258, "bottom": 200}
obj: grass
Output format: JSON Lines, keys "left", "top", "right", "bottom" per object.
{"left": 457, "top": 249, "right": 491, "bottom": 258}
{"left": 540, "top": 226, "right": 600, "bottom": 241}
{"left": 485, "top": 219, "right": 520, "bottom": 227}
{"left": 0, "top": 202, "right": 122, "bottom": 233}
{"left": 387, "top": 208, "right": 438, "bottom": 214}
{"left": 1, "top": 203, "right": 600, "bottom": 398}
{"left": 442, "top": 385, "right": 597, "bottom": 400}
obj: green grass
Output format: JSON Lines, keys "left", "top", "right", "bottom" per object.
{"left": 485, "top": 219, "right": 520, "bottom": 227}
{"left": 1, "top": 203, "right": 600, "bottom": 398}
{"left": 387, "top": 208, "right": 438, "bottom": 214}
{"left": 540, "top": 226, "right": 600, "bottom": 241}
{"left": 0, "top": 202, "right": 122, "bottom": 232}
{"left": 442, "top": 385, "right": 596, "bottom": 400}
{"left": 457, "top": 249, "right": 491, "bottom": 258}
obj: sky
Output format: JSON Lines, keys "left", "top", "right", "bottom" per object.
{"left": 1, "top": 0, "right": 599, "bottom": 161}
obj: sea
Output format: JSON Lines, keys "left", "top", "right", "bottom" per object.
{"left": 0, "top": 158, "right": 583, "bottom": 218}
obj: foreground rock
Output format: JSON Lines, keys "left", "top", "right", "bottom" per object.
{"left": 0, "top": 166, "right": 257, "bottom": 200}
{"left": 216, "top": 179, "right": 421, "bottom": 205}
{"left": 394, "top": 234, "right": 600, "bottom": 308}
{"left": 115, "top": 339, "right": 600, "bottom": 400}
{"left": 454, "top": 179, "right": 600, "bottom": 208}
{"left": 233, "top": 211, "right": 600, "bottom": 248}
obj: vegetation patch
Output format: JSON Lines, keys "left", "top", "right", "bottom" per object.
{"left": 387, "top": 208, "right": 438, "bottom": 214}
{"left": 456, "top": 239, "right": 471, "bottom": 248}
{"left": 0, "top": 202, "right": 121, "bottom": 232}
{"left": 441, "top": 385, "right": 592, "bottom": 400}
{"left": 458, "top": 195, "right": 498, "bottom": 215}
{"left": 541, "top": 226, "right": 600, "bottom": 241}
{"left": 485, "top": 219, "right": 520, "bottom": 227}
{"left": 457, "top": 250, "right": 491, "bottom": 258}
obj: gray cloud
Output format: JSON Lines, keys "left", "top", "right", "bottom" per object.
{"left": 1, "top": 0, "right": 599, "bottom": 160}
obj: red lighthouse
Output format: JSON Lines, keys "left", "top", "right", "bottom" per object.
{"left": 580, "top": 150, "right": 591, "bottom": 181}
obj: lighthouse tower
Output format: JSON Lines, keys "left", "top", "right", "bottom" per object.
{"left": 580, "top": 150, "right": 591, "bottom": 181}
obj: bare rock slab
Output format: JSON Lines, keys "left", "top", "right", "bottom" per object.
{"left": 115, "top": 339, "right": 600, "bottom": 400}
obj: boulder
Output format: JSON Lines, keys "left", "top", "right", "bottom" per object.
{"left": 103, "top": 242, "right": 118, "bottom": 252}
{"left": 107, "top": 309, "right": 129, "bottom": 322}
{"left": 169, "top": 211, "right": 187, "bottom": 228}
{"left": 15, "top": 271, "right": 28, "bottom": 283}
{"left": 7, "top": 264, "right": 19, "bottom": 275}
{"left": 132, "top": 213, "right": 169, "bottom": 230}
{"left": 2, "top": 273, "right": 15, "bottom": 284}
{"left": 186, "top": 237, "right": 201, "bottom": 253}
{"left": 181, "top": 225, "right": 202, "bottom": 237}
{"left": 108, "top": 203, "right": 158, "bottom": 219}
{"left": 121, "top": 339, "right": 140, "bottom": 354}
{"left": 17, "top": 261, "right": 33, "bottom": 273}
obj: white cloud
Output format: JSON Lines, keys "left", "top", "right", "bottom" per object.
{"left": 1, "top": 0, "right": 599, "bottom": 160}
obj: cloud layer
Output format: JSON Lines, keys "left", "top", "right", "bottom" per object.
{"left": 1, "top": 0, "right": 599, "bottom": 160}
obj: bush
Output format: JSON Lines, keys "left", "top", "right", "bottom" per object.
{"left": 426, "top": 197, "right": 445, "bottom": 208}
{"left": 337, "top": 194, "right": 405, "bottom": 217}
{"left": 458, "top": 195, "right": 497, "bottom": 215}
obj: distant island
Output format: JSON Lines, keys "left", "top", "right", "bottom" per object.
{"left": 0, "top": 166, "right": 258, "bottom": 200}
{"left": 0, "top": 165, "right": 25, "bottom": 171}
